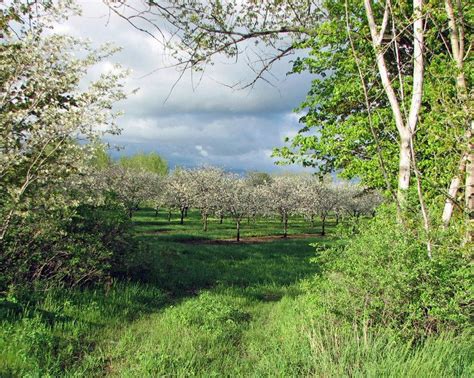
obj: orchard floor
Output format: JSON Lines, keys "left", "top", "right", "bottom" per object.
{"left": 1, "top": 210, "right": 472, "bottom": 376}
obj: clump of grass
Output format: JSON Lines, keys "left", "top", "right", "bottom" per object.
{"left": 0, "top": 282, "right": 166, "bottom": 376}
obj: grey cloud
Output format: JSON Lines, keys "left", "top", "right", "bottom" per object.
{"left": 58, "top": 1, "right": 314, "bottom": 173}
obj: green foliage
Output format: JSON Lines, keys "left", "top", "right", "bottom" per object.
{"left": 273, "top": 0, "right": 471, "bottom": 202}
{"left": 90, "top": 144, "right": 112, "bottom": 170}
{"left": 245, "top": 171, "right": 273, "bottom": 186}
{"left": 1, "top": 210, "right": 472, "bottom": 376}
{"left": 311, "top": 205, "right": 473, "bottom": 339}
{"left": 118, "top": 152, "right": 169, "bottom": 175}
{"left": 0, "top": 199, "right": 140, "bottom": 290}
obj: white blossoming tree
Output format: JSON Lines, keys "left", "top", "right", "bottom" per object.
{"left": 188, "top": 166, "right": 226, "bottom": 231}
{"left": 266, "top": 176, "right": 304, "bottom": 238}
{"left": 0, "top": 32, "right": 127, "bottom": 240}
{"left": 298, "top": 176, "right": 324, "bottom": 228}
{"left": 318, "top": 183, "right": 340, "bottom": 236}
{"left": 100, "top": 166, "right": 161, "bottom": 218}
{"left": 162, "top": 168, "right": 194, "bottom": 224}
{"left": 219, "top": 174, "right": 263, "bottom": 241}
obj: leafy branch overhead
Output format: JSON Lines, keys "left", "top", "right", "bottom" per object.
{"left": 105, "top": 0, "right": 326, "bottom": 87}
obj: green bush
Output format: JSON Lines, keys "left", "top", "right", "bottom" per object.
{"left": 0, "top": 200, "right": 139, "bottom": 291}
{"left": 310, "top": 205, "right": 472, "bottom": 339}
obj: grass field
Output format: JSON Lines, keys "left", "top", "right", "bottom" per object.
{"left": 1, "top": 210, "right": 472, "bottom": 376}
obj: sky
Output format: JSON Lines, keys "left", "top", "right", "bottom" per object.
{"left": 54, "top": 0, "right": 316, "bottom": 173}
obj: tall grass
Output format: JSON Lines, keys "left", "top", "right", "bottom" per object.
{"left": 1, "top": 209, "right": 471, "bottom": 377}
{"left": 0, "top": 283, "right": 165, "bottom": 376}
{"left": 72, "top": 289, "right": 473, "bottom": 377}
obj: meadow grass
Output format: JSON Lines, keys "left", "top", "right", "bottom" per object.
{"left": 1, "top": 209, "right": 472, "bottom": 377}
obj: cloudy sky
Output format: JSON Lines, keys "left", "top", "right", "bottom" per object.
{"left": 56, "top": 1, "right": 315, "bottom": 173}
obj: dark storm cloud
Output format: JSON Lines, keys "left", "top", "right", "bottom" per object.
{"left": 56, "top": 1, "right": 315, "bottom": 173}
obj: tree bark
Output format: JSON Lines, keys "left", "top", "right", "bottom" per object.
{"left": 442, "top": 154, "right": 467, "bottom": 227}
{"left": 321, "top": 215, "right": 326, "bottom": 236}
{"left": 236, "top": 220, "right": 241, "bottom": 242}
{"left": 168, "top": 210, "right": 172, "bottom": 222}
{"left": 466, "top": 123, "right": 474, "bottom": 242}
{"left": 180, "top": 209, "right": 185, "bottom": 225}
{"left": 364, "top": 0, "right": 411, "bottom": 206}
{"left": 445, "top": 0, "right": 467, "bottom": 92}
{"left": 364, "top": 0, "right": 425, "bottom": 210}
{"left": 344, "top": 0, "right": 398, "bottom": 204}
{"left": 442, "top": 0, "right": 470, "bottom": 229}
{"left": 398, "top": 132, "right": 412, "bottom": 208}
{"left": 283, "top": 214, "right": 288, "bottom": 238}
{"left": 220, "top": 214, "right": 224, "bottom": 224}
{"left": 203, "top": 214, "right": 208, "bottom": 232}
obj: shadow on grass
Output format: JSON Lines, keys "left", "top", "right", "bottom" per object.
{"left": 130, "top": 234, "right": 324, "bottom": 300}
{"left": 0, "top": 209, "right": 333, "bottom": 376}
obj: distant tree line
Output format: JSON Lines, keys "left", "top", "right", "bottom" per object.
{"left": 96, "top": 164, "right": 383, "bottom": 241}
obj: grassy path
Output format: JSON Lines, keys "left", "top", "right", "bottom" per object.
{"left": 2, "top": 210, "right": 471, "bottom": 376}
{"left": 64, "top": 211, "right": 326, "bottom": 377}
{"left": 79, "top": 210, "right": 325, "bottom": 376}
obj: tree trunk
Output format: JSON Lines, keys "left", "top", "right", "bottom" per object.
{"left": 180, "top": 209, "right": 184, "bottom": 225}
{"left": 203, "top": 214, "right": 208, "bottom": 232}
{"left": 364, "top": 0, "right": 425, "bottom": 209}
{"left": 155, "top": 208, "right": 159, "bottom": 217}
{"left": 168, "top": 210, "right": 172, "bottom": 222}
{"left": 397, "top": 132, "right": 412, "bottom": 209}
{"left": 310, "top": 214, "right": 314, "bottom": 228}
{"left": 442, "top": 154, "right": 467, "bottom": 227}
{"left": 466, "top": 123, "right": 474, "bottom": 242}
{"left": 220, "top": 214, "right": 224, "bottom": 224}
{"left": 335, "top": 214, "right": 339, "bottom": 225}
{"left": 184, "top": 207, "right": 188, "bottom": 218}
{"left": 321, "top": 216, "right": 326, "bottom": 236}
{"left": 445, "top": 0, "right": 467, "bottom": 92}
{"left": 129, "top": 208, "right": 133, "bottom": 219}
{"left": 283, "top": 215, "right": 288, "bottom": 238}
{"left": 236, "top": 220, "right": 241, "bottom": 242}
{"left": 444, "top": 0, "right": 471, "bottom": 239}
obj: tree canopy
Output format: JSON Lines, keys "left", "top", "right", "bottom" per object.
{"left": 108, "top": 0, "right": 472, "bottom": 245}
{"left": 118, "top": 152, "right": 169, "bottom": 176}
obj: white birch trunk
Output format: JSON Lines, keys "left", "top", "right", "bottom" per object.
{"left": 442, "top": 155, "right": 467, "bottom": 227}
{"left": 466, "top": 122, "right": 474, "bottom": 241}
{"left": 442, "top": 0, "right": 470, "bottom": 227}
{"left": 364, "top": 0, "right": 415, "bottom": 207}
{"left": 398, "top": 133, "right": 412, "bottom": 205}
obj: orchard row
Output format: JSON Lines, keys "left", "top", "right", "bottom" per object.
{"left": 98, "top": 166, "right": 383, "bottom": 240}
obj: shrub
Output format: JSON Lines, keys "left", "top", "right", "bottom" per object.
{"left": 0, "top": 200, "right": 139, "bottom": 291}
{"left": 310, "top": 205, "right": 472, "bottom": 339}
